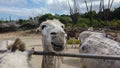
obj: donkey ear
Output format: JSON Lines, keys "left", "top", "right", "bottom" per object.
{"left": 36, "top": 25, "right": 46, "bottom": 34}
{"left": 8, "top": 38, "right": 25, "bottom": 52}
{"left": 8, "top": 38, "right": 20, "bottom": 52}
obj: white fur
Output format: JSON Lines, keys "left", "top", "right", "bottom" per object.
{"left": 79, "top": 31, "right": 120, "bottom": 68}
{"left": 39, "top": 19, "right": 66, "bottom": 53}
{"left": 40, "top": 19, "right": 65, "bottom": 36}
{"left": 0, "top": 51, "right": 32, "bottom": 68}
{"left": 0, "top": 40, "right": 32, "bottom": 68}
{"left": 0, "top": 40, "right": 14, "bottom": 50}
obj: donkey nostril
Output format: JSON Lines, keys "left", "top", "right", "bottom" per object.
{"left": 51, "top": 32, "right": 57, "bottom": 35}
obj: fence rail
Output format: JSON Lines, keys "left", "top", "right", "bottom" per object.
{"left": 1, "top": 50, "right": 120, "bottom": 60}
{"left": 34, "top": 51, "right": 120, "bottom": 60}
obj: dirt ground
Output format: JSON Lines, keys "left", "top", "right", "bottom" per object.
{"left": 0, "top": 30, "right": 80, "bottom": 68}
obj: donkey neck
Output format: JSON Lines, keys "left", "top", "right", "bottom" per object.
{"left": 42, "top": 55, "right": 61, "bottom": 68}
{"left": 42, "top": 37, "right": 62, "bottom": 68}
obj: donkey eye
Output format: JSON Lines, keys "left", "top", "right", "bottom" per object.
{"left": 51, "top": 32, "right": 57, "bottom": 35}
{"left": 41, "top": 25, "right": 46, "bottom": 30}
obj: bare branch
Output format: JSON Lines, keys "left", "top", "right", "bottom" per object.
{"left": 84, "top": 0, "right": 89, "bottom": 12}
{"left": 110, "top": 0, "right": 114, "bottom": 9}
{"left": 99, "top": 0, "right": 102, "bottom": 12}
{"left": 68, "top": 0, "right": 79, "bottom": 25}
{"left": 90, "top": 0, "right": 93, "bottom": 12}
{"left": 102, "top": 0, "right": 104, "bottom": 11}
{"left": 74, "top": 0, "right": 77, "bottom": 13}
{"left": 108, "top": 0, "right": 111, "bottom": 9}
{"left": 68, "top": 1, "right": 73, "bottom": 15}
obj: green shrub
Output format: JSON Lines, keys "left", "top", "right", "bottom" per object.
{"left": 75, "top": 40, "right": 80, "bottom": 44}
{"left": 67, "top": 38, "right": 80, "bottom": 44}
{"left": 19, "top": 23, "right": 36, "bottom": 30}
{"left": 67, "top": 39, "right": 73, "bottom": 44}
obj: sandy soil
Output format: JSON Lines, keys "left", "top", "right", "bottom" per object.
{"left": 0, "top": 31, "right": 80, "bottom": 68}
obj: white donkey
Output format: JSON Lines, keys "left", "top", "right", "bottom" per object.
{"left": 79, "top": 30, "right": 120, "bottom": 68}
{"left": 37, "top": 19, "right": 66, "bottom": 68}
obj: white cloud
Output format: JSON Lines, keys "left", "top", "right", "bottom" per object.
{"left": 44, "top": 0, "right": 73, "bottom": 13}
{"left": 31, "top": 0, "right": 43, "bottom": 5}
{"left": 0, "top": 6, "right": 49, "bottom": 17}
{"left": 47, "top": 0, "right": 54, "bottom": 5}
{"left": 0, "top": 0, "right": 120, "bottom": 20}
{"left": 31, "top": 0, "right": 120, "bottom": 14}
{"left": 27, "top": 0, "right": 73, "bottom": 16}
{"left": 0, "top": 0, "right": 27, "bottom": 6}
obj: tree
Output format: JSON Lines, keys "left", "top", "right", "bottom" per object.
{"left": 68, "top": 0, "right": 79, "bottom": 27}
{"left": 113, "top": 7, "right": 120, "bottom": 19}
{"left": 84, "top": 0, "right": 93, "bottom": 26}
{"left": 38, "top": 14, "right": 57, "bottom": 25}
{"left": 59, "top": 15, "right": 71, "bottom": 26}
{"left": 17, "top": 19, "right": 27, "bottom": 25}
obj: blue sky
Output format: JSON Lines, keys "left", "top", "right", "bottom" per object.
{"left": 0, "top": 0, "right": 120, "bottom": 20}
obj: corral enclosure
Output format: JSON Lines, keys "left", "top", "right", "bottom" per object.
{"left": 0, "top": 30, "right": 80, "bottom": 68}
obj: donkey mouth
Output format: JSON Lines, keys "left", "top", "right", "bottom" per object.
{"left": 51, "top": 42, "right": 64, "bottom": 51}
